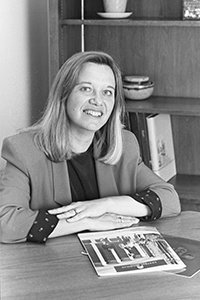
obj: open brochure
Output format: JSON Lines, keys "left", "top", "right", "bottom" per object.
{"left": 78, "top": 227, "right": 186, "bottom": 277}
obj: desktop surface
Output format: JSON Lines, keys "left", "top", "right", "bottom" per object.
{"left": 1, "top": 211, "right": 200, "bottom": 300}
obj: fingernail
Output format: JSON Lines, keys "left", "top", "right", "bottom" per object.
{"left": 131, "top": 218, "right": 139, "bottom": 223}
{"left": 67, "top": 217, "right": 75, "bottom": 222}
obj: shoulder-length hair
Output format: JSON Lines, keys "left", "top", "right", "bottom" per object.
{"left": 31, "top": 51, "right": 125, "bottom": 165}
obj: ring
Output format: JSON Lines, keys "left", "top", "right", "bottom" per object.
{"left": 73, "top": 209, "right": 77, "bottom": 215}
{"left": 117, "top": 216, "right": 123, "bottom": 223}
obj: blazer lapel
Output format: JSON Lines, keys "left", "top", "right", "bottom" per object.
{"left": 51, "top": 160, "right": 72, "bottom": 206}
{"left": 51, "top": 157, "right": 119, "bottom": 205}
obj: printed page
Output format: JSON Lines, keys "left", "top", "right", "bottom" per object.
{"left": 78, "top": 227, "right": 186, "bottom": 277}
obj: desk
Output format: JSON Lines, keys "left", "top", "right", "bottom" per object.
{"left": 1, "top": 211, "right": 200, "bottom": 300}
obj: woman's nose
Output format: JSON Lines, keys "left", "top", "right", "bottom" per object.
{"left": 89, "top": 92, "right": 103, "bottom": 105}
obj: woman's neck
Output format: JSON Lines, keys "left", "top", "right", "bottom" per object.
{"left": 70, "top": 132, "right": 94, "bottom": 154}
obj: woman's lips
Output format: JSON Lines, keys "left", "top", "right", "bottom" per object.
{"left": 83, "top": 109, "right": 103, "bottom": 117}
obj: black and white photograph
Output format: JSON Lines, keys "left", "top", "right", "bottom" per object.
{"left": 1, "top": 1, "right": 200, "bottom": 299}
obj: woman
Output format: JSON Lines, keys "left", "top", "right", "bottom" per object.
{"left": 0, "top": 51, "right": 181, "bottom": 243}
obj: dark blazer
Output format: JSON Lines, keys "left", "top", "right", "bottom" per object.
{"left": 0, "top": 130, "right": 180, "bottom": 243}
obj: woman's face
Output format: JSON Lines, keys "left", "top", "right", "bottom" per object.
{"left": 66, "top": 62, "right": 116, "bottom": 137}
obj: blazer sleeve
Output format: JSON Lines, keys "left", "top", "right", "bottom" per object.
{"left": 132, "top": 133, "right": 181, "bottom": 218}
{"left": 108, "top": 130, "right": 181, "bottom": 218}
{"left": 136, "top": 160, "right": 181, "bottom": 218}
{"left": 0, "top": 137, "right": 38, "bottom": 243}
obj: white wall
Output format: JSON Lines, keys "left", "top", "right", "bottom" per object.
{"left": 0, "top": 0, "right": 49, "bottom": 169}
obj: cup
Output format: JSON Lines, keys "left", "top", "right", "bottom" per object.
{"left": 103, "top": 0, "right": 128, "bottom": 13}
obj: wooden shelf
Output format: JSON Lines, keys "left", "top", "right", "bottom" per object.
{"left": 125, "top": 96, "right": 200, "bottom": 116}
{"left": 60, "top": 19, "right": 200, "bottom": 27}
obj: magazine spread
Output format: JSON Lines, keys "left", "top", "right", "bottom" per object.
{"left": 78, "top": 227, "right": 186, "bottom": 277}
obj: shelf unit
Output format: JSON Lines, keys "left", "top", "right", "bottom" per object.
{"left": 61, "top": 19, "right": 200, "bottom": 27}
{"left": 48, "top": 0, "right": 200, "bottom": 211}
{"left": 126, "top": 96, "right": 200, "bottom": 116}
{"left": 125, "top": 96, "right": 200, "bottom": 211}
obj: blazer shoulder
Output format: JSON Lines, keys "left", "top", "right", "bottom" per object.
{"left": 3, "top": 131, "right": 37, "bottom": 152}
{"left": 122, "top": 129, "right": 140, "bottom": 150}
{"left": 2, "top": 131, "right": 45, "bottom": 167}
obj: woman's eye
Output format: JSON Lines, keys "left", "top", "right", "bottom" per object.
{"left": 80, "top": 86, "right": 92, "bottom": 93}
{"left": 103, "top": 90, "right": 113, "bottom": 96}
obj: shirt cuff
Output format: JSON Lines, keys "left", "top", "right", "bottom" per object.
{"left": 27, "top": 210, "right": 59, "bottom": 243}
{"left": 133, "top": 189, "right": 162, "bottom": 221}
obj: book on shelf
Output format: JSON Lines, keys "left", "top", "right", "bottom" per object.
{"left": 128, "top": 112, "right": 151, "bottom": 168}
{"left": 78, "top": 226, "right": 186, "bottom": 277}
{"left": 146, "top": 113, "right": 177, "bottom": 181}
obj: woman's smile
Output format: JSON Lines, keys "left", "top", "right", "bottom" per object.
{"left": 83, "top": 109, "right": 103, "bottom": 117}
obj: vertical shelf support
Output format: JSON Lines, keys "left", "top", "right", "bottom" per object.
{"left": 81, "top": 0, "right": 85, "bottom": 52}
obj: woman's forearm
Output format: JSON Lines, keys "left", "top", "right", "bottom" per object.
{"left": 49, "top": 214, "right": 139, "bottom": 238}
{"left": 49, "top": 195, "right": 151, "bottom": 223}
{"left": 107, "top": 195, "right": 151, "bottom": 218}
{"left": 48, "top": 218, "right": 88, "bottom": 239}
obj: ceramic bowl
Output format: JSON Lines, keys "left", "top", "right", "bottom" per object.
{"left": 123, "top": 81, "right": 154, "bottom": 100}
{"left": 123, "top": 75, "right": 150, "bottom": 84}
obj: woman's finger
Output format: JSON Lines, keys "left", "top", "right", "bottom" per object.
{"left": 48, "top": 206, "right": 71, "bottom": 214}
{"left": 66, "top": 210, "right": 87, "bottom": 222}
{"left": 88, "top": 214, "right": 140, "bottom": 231}
{"left": 112, "top": 216, "right": 140, "bottom": 229}
{"left": 104, "top": 214, "right": 140, "bottom": 229}
{"left": 115, "top": 215, "right": 139, "bottom": 225}
{"left": 56, "top": 209, "right": 77, "bottom": 219}
{"left": 67, "top": 203, "right": 106, "bottom": 222}
{"left": 48, "top": 204, "right": 80, "bottom": 215}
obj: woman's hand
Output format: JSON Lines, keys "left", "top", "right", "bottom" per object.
{"left": 49, "top": 213, "right": 140, "bottom": 239}
{"left": 48, "top": 195, "right": 150, "bottom": 222}
{"left": 86, "top": 214, "right": 140, "bottom": 232}
{"left": 48, "top": 198, "right": 110, "bottom": 221}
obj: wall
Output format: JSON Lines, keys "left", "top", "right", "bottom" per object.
{"left": 0, "top": 0, "right": 49, "bottom": 169}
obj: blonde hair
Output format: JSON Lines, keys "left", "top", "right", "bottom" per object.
{"left": 29, "top": 51, "right": 125, "bottom": 165}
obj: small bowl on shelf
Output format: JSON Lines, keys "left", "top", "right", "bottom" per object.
{"left": 123, "top": 75, "right": 154, "bottom": 100}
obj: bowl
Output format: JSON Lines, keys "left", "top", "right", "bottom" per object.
{"left": 123, "top": 75, "right": 150, "bottom": 84}
{"left": 123, "top": 81, "right": 154, "bottom": 100}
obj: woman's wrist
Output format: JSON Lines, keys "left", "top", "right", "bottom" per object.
{"left": 104, "top": 196, "right": 114, "bottom": 214}
{"left": 49, "top": 217, "right": 89, "bottom": 238}
{"left": 104, "top": 195, "right": 151, "bottom": 218}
